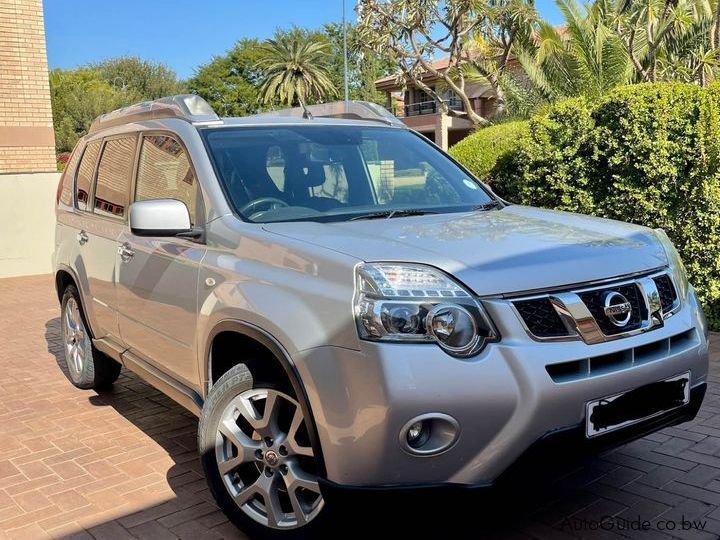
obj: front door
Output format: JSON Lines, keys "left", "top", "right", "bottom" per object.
{"left": 115, "top": 133, "right": 206, "bottom": 388}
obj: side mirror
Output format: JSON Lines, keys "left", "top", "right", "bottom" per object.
{"left": 129, "top": 199, "right": 192, "bottom": 237}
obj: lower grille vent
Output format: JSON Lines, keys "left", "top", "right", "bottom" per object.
{"left": 546, "top": 329, "right": 697, "bottom": 383}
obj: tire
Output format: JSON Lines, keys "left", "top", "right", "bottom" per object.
{"left": 198, "top": 364, "right": 331, "bottom": 539}
{"left": 60, "top": 284, "right": 121, "bottom": 390}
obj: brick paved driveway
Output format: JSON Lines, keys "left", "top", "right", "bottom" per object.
{"left": 1, "top": 274, "right": 720, "bottom": 539}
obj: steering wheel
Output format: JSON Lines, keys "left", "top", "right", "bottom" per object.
{"left": 238, "top": 197, "right": 290, "bottom": 216}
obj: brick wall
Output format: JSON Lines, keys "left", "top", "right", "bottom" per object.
{"left": 0, "top": 0, "right": 56, "bottom": 173}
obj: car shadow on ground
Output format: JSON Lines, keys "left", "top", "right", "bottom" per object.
{"left": 43, "top": 316, "right": 620, "bottom": 538}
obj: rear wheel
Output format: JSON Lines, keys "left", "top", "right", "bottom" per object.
{"left": 198, "top": 364, "right": 330, "bottom": 539}
{"left": 60, "top": 285, "right": 121, "bottom": 389}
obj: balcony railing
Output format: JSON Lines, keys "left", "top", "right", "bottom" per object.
{"left": 404, "top": 97, "right": 464, "bottom": 117}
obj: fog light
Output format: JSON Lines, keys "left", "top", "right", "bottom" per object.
{"left": 406, "top": 420, "right": 430, "bottom": 448}
{"left": 400, "top": 414, "right": 460, "bottom": 456}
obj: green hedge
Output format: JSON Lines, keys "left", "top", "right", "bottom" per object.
{"left": 485, "top": 83, "right": 720, "bottom": 327}
{"left": 449, "top": 120, "right": 529, "bottom": 181}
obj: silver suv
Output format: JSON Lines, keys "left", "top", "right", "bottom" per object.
{"left": 53, "top": 95, "right": 709, "bottom": 538}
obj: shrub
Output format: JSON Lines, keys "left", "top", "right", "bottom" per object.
{"left": 491, "top": 99, "right": 597, "bottom": 214}
{"left": 490, "top": 83, "right": 720, "bottom": 328}
{"left": 56, "top": 151, "right": 70, "bottom": 172}
{"left": 448, "top": 121, "right": 529, "bottom": 182}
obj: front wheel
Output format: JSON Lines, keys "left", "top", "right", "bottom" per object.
{"left": 198, "top": 364, "right": 330, "bottom": 539}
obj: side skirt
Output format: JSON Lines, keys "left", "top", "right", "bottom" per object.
{"left": 93, "top": 337, "right": 204, "bottom": 416}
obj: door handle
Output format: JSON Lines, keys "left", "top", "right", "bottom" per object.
{"left": 117, "top": 243, "right": 135, "bottom": 262}
{"left": 77, "top": 230, "right": 88, "bottom": 245}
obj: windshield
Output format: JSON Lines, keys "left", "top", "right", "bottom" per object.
{"left": 202, "top": 125, "right": 495, "bottom": 223}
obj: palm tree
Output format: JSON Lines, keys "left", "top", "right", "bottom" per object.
{"left": 613, "top": 0, "right": 715, "bottom": 85}
{"left": 518, "top": 0, "right": 632, "bottom": 100}
{"left": 258, "top": 34, "right": 337, "bottom": 107}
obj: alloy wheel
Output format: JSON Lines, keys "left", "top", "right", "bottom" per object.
{"left": 215, "top": 388, "right": 324, "bottom": 529}
{"left": 63, "top": 297, "right": 89, "bottom": 379}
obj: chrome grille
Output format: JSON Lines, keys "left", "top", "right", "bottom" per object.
{"left": 577, "top": 283, "right": 646, "bottom": 335}
{"left": 653, "top": 274, "right": 678, "bottom": 312}
{"left": 511, "top": 271, "right": 679, "bottom": 344}
{"left": 513, "top": 298, "right": 568, "bottom": 338}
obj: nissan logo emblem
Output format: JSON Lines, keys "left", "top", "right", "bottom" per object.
{"left": 603, "top": 291, "right": 633, "bottom": 327}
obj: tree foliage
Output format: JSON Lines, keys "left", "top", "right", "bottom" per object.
{"left": 50, "top": 57, "right": 184, "bottom": 152}
{"left": 187, "top": 39, "right": 266, "bottom": 116}
{"left": 50, "top": 69, "right": 130, "bottom": 152}
{"left": 518, "top": 0, "right": 632, "bottom": 100}
{"left": 357, "top": 0, "right": 538, "bottom": 125}
{"left": 517, "top": 0, "right": 720, "bottom": 103}
{"left": 188, "top": 24, "right": 393, "bottom": 113}
{"left": 91, "top": 56, "right": 185, "bottom": 99}
{"left": 258, "top": 31, "right": 337, "bottom": 106}
{"left": 322, "top": 22, "right": 396, "bottom": 103}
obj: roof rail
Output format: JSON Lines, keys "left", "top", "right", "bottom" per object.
{"left": 254, "top": 100, "right": 405, "bottom": 128}
{"left": 89, "top": 94, "right": 220, "bottom": 134}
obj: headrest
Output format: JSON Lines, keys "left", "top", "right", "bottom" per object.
{"left": 287, "top": 160, "right": 326, "bottom": 189}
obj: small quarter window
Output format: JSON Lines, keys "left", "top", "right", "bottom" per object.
{"left": 75, "top": 140, "right": 101, "bottom": 211}
{"left": 59, "top": 146, "right": 83, "bottom": 206}
{"left": 94, "top": 137, "right": 136, "bottom": 219}
{"left": 135, "top": 135, "right": 198, "bottom": 225}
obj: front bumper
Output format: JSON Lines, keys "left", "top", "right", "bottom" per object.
{"left": 294, "top": 288, "right": 709, "bottom": 487}
{"left": 319, "top": 382, "right": 705, "bottom": 494}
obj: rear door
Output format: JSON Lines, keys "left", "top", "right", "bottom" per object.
{"left": 74, "top": 136, "right": 136, "bottom": 340}
{"left": 115, "top": 133, "right": 206, "bottom": 387}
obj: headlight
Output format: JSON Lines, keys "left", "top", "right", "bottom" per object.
{"left": 354, "top": 263, "right": 498, "bottom": 357}
{"left": 654, "top": 228, "right": 689, "bottom": 300}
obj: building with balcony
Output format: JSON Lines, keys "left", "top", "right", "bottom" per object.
{"left": 374, "top": 56, "right": 502, "bottom": 150}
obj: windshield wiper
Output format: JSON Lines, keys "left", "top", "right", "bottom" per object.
{"left": 349, "top": 209, "right": 438, "bottom": 221}
{"left": 474, "top": 200, "right": 503, "bottom": 211}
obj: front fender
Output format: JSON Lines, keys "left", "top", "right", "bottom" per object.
{"left": 196, "top": 223, "right": 362, "bottom": 388}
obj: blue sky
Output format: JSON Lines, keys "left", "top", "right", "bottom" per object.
{"left": 44, "top": 0, "right": 563, "bottom": 80}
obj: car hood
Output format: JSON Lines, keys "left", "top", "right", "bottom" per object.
{"left": 262, "top": 206, "right": 668, "bottom": 296}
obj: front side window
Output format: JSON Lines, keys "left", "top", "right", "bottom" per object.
{"left": 94, "top": 136, "right": 136, "bottom": 219}
{"left": 202, "top": 126, "right": 493, "bottom": 223}
{"left": 75, "top": 140, "right": 101, "bottom": 211}
{"left": 135, "top": 135, "right": 199, "bottom": 225}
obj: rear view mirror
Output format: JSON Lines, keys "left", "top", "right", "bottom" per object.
{"left": 129, "top": 199, "right": 191, "bottom": 237}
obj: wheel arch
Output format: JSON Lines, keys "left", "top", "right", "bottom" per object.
{"left": 54, "top": 265, "right": 97, "bottom": 341}
{"left": 54, "top": 266, "right": 78, "bottom": 303}
{"left": 203, "top": 320, "right": 327, "bottom": 478}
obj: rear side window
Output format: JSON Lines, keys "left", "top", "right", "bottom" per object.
{"left": 75, "top": 140, "right": 101, "bottom": 211}
{"left": 135, "top": 135, "right": 198, "bottom": 225}
{"left": 94, "top": 136, "right": 136, "bottom": 219}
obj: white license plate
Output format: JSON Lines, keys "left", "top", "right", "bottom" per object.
{"left": 586, "top": 371, "right": 690, "bottom": 438}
